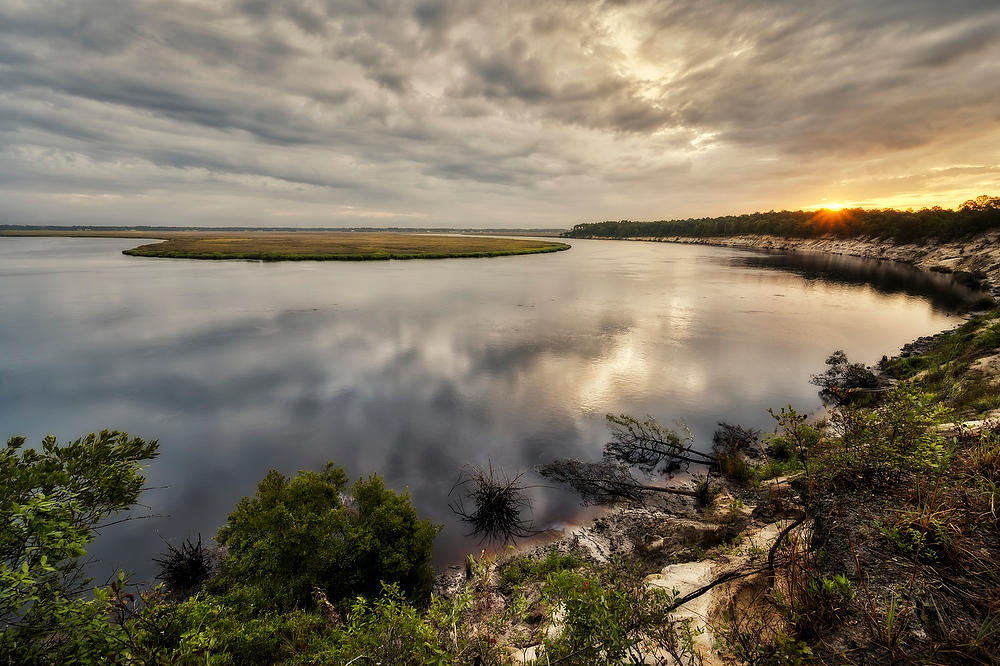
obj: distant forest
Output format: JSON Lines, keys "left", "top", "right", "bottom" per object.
{"left": 565, "top": 195, "right": 1000, "bottom": 243}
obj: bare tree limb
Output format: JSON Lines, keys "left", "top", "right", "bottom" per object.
{"left": 537, "top": 459, "right": 697, "bottom": 506}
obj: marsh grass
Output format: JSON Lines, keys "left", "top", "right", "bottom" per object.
{"left": 1, "top": 230, "right": 570, "bottom": 261}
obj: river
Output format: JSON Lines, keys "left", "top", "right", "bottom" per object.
{"left": 0, "top": 236, "right": 980, "bottom": 581}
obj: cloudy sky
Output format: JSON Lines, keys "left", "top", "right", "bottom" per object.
{"left": 2, "top": 0, "right": 999, "bottom": 228}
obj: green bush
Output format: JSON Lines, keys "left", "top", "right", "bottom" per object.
{"left": 499, "top": 549, "right": 584, "bottom": 592}
{"left": 212, "top": 463, "right": 439, "bottom": 611}
{"left": 820, "top": 386, "right": 950, "bottom": 488}
{"left": 751, "top": 453, "right": 805, "bottom": 483}
{"left": 694, "top": 477, "right": 717, "bottom": 506}
{"left": 124, "top": 591, "right": 338, "bottom": 665}
{"left": 330, "top": 584, "right": 450, "bottom": 665}
{"left": 879, "top": 519, "right": 949, "bottom": 563}
{"left": 537, "top": 566, "right": 694, "bottom": 664}
{"left": 766, "top": 434, "right": 796, "bottom": 460}
{"left": 0, "top": 431, "right": 158, "bottom": 663}
{"left": 718, "top": 451, "right": 752, "bottom": 483}
{"left": 971, "top": 295, "right": 997, "bottom": 311}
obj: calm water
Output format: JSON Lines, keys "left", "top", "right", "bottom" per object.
{"left": 0, "top": 237, "right": 978, "bottom": 581}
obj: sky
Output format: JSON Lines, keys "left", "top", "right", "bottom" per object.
{"left": 2, "top": 0, "right": 999, "bottom": 229}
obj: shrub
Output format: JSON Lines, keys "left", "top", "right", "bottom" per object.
{"left": 968, "top": 432, "right": 1000, "bottom": 488}
{"left": 499, "top": 549, "right": 584, "bottom": 592}
{"left": 879, "top": 520, "right": 949, "bottom": 563}
{"left": 971, "top": 295, "right": 997, "bottom": 311}
{"left": 213, "top": 463, "right": 439, "bottom": 611}
{"left": 694, "top": 477, "right": 717, "bottom": 506}
{"left": 820, "top": 386, "right": 950, "bottom": 488}
{"left": 712, "top": 422, "right": 761, "bottom": 453}
{"left": 766, "top": 434, "right": 796, "bottom": 461}
{"left": 0, "top": 431, "right": 158, "bottom": 663}
{"left": 751, "top": 453, "right": 805, "bottom": 483}
{"left": 718, "top": 451, "right": 752, "bottom": 483}
{"left": 537, "top": 566, "right": 695, "bottom": 664}
{"left": 328, "top": 584, "right": 449, "bottom": 665}
{"left": 811, "top": 351, "right": 886, "bottom": 405}
{"left": 122, "top": 588, "right": 344, "bottom": 665}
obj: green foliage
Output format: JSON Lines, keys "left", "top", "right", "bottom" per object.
{"left": 332, "top": 584, "right": 458, "bottom": 666}
{"left": 811, "top": 351, "right": 885, "bottom": 406}
{"left": 820, "top": 386, "right": 950, "bottom": 487}
{"left": 0, "top": 431, "right": 158, "bottom": 664}
{"left": 126, "top": 575, "right": 519, "bottom": 665}
{"left": 120, "top": 590, "right": 335, "bottom": 665}
{"left": 794, "top": 424, "right": 821, "bottom": 449}
{"left": 718, "top": 451, "right": 752, "bottom": 483}
{"left": 807, "top": 574, "right": 854, "bottom": 603}
{"left": 968, "top": 432, "right": 1000, "bottom": 490}
{"left": 694, "top": 477, "right": 717, "bottom": 506}
{"left": 767, "top": 406, "right": 818, "bottom": 482}
{"left": 499, "top": 549, "right": 584, "bottom": 592}
{"left": 766, "top": 435, "right": 795, "bottom": 461}
{"left": 213, "top": 463, "right": 439, "bottom": 611}
{"left": 715, "top": 599, "right": 814, "bottom": 666}
{"left": 879, "top": 520, "right": 949, "bottom": 562}
{"left": 751, "top": 453, "right": 804, "bottom": 484}
{"left": 536, "top": 566, "right": 692, "bottom": 664}
{"left": 564, "top": 197, "right": 1000, "bottom": 243}
{"left": 784, "top": 573, "right": 855, "bottom": 630}
{"left": 881, "top": 311, "right": 1000, "bottom": 417}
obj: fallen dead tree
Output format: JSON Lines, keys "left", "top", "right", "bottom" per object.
{"left": 536, "top": 458, "right": 698, "bottom": 505}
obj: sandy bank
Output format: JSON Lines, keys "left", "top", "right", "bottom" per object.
{"left": 633, "top": 231, "right": 1000, "bottom": 298}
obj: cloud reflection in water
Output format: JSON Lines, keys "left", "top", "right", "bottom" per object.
{"left": 0, "top": 237, "right": 969, "bottom": 580}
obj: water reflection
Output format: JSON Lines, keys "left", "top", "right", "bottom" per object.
{"left": 0, "top": 237, "right": 965, "bottom": 581}
{"left": 731, "top": 250, "right": 987, "bottom": 311}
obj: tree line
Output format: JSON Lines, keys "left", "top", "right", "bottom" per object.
{"left": 564, "top": 195, "right": 1000, "bottom": 243}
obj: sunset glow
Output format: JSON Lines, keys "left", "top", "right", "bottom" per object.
{"left": 0, "top": 2, "right": 998, "bottom": 227}
{"left": 807, "top": 207, "right": 855, "bottom": 232}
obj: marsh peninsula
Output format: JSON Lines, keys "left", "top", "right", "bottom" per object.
{"left": 0, "top": 230, "right": 570, "bottom": 261}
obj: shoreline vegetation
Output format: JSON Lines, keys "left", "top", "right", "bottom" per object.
{"left": 4, "top": 219, "right": 1000, "bottom": 663}
{"left": 563, "top": 195, "right": 1000, "bottom": 243}
{"left": 0, "top": 230, "right": 570, "bottom": 261}
{"left": 563, "top": 196, "right": 1000, "bottom": 306}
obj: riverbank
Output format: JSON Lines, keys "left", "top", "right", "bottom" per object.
{"left": 636, "top": 231, "right": 1000, "bottom": 299}
{"left": 433, "top": 235, "right": 1000, "bottom": 663}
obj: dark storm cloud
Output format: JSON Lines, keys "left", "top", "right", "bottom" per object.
{"left": 1, "top": 0, "right": 998, "bottom": 225}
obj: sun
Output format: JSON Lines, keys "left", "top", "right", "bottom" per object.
{"left": 806, "top": 201, "right": 855, "bottom": 212}
{"left": 808, "top": 206, "right": 854, "bottom": 232}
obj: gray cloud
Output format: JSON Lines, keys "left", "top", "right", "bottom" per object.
{"left": 1, "top": 0, "right": 998, "bottom": 226}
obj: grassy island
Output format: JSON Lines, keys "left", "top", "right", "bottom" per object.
{"left": 0, "top": 230, "right": 570, "bottom": 261}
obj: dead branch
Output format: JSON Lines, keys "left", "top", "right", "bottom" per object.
{"left": 537, "top": 458, "right": 697, "bottom": 506}
{"left": 604, "top": 414, "right": 716, "bottom": 474}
